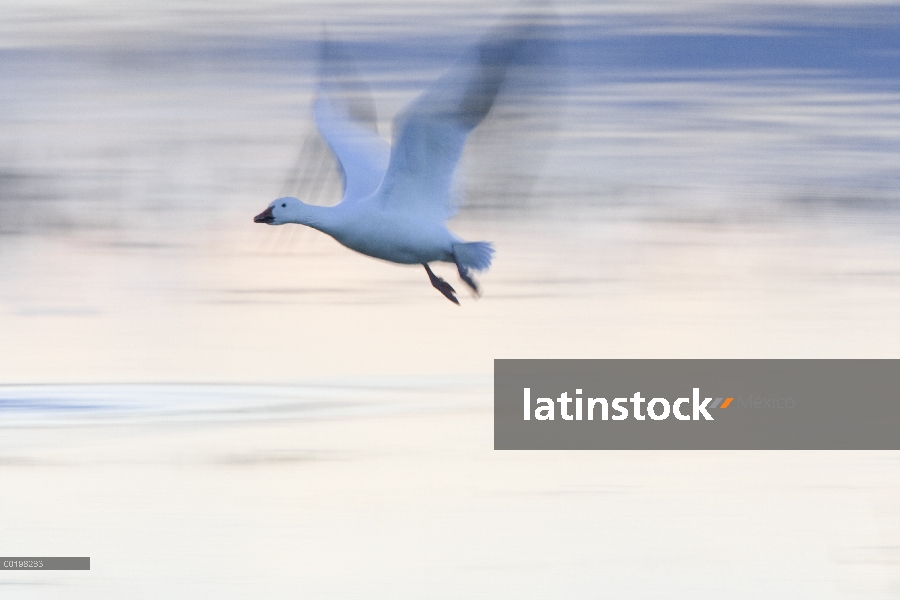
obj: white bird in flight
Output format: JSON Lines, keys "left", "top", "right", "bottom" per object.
{"left": 255, "top": 18, "right": 545, "bottom": 304}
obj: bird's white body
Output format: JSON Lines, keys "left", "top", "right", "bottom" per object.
{"left": 275, "top": 200, "right": 458, "bottom": 266}
{"left": 254, "top": 19, "right": 538, "bottom": 301}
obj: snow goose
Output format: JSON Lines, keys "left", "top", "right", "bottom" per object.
{"left": 254, "top": 18, "right": 543, "bottom": 304}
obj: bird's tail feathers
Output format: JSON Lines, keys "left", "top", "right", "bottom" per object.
{"left": 453, "top": 241, "right": 495, "bottom": 272}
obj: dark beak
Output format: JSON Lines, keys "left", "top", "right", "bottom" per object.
{"left": 254, "top": 206, "right": 275, "bottom": 224}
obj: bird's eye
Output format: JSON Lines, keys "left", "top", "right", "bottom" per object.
{"left": 281, "top": 203, "right": 286, "bottom": 208}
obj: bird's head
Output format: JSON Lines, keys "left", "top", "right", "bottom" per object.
{"left": 253, "top": 197, "right": 304, "bottom": 225}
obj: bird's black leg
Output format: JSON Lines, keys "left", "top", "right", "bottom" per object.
{"left": 423, "top": 263, "right": 459, "bottom": 305}
{"left": 453, "top": 255, "right": 480, "bottom": 296}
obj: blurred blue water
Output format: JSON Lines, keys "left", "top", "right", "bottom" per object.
{"left": 1, "top": 2, "right": 900, "bottom": 383}
{"left": 1, "top": 8, "right": 900, "bottom": 598}
{"left": 0, "top": 380, "right": 488, "bottom": 426}
{"left": 2, "top": 2, "right": 900, "bottom": 236}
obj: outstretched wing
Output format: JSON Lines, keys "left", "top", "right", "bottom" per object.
{"left": 374, "top": 20, "right": 535, "bottom": 221}
{"left": 314, "top": 37, "right": 390, "bottom": 204}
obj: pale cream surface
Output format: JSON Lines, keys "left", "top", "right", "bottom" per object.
{"left": 1, "top": 212, "right": 899, "bottom": 383}
{"left": 2, "top": 213, "right": 899, "bottom": 597}
{"left": 2, "top": 395, "right": 899, "bottom": 599}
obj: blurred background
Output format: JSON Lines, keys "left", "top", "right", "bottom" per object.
{"left": 1, "top": 0, "right": 899, "bottom": 598}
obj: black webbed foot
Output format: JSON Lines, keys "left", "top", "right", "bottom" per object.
{"left": 457, "top": 267, "right": 479, "bottom": 296}
{"left": 453, "top": 255, "right": 480, "bottom": 296}
{"left": 423, "top": 263, "right": 459, "bottom": 305}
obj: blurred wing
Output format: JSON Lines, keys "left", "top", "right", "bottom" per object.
{"left": 314, "top": 37, "right": 390, "bottom": 203}
{"left": 459, "top": 10, "right": 566, "bottom": 210}
{"left": 375, "top": 22, "right": 529, "bottom": 221}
